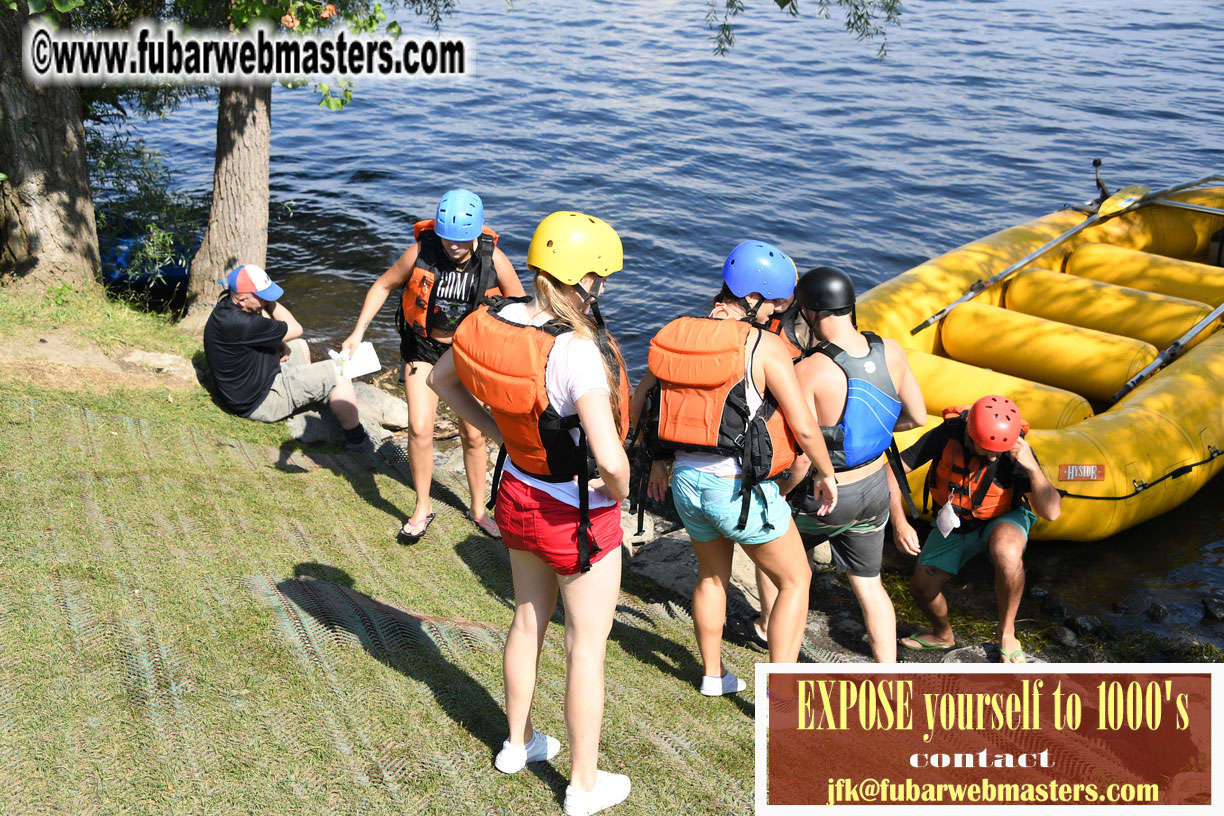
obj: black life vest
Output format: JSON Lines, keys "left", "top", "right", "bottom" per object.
{"left": 398, "top": 220, "right": 501, "bottom": 339}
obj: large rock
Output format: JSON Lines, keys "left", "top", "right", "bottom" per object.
{"left": 120, "top": 349, "right": 199, "bottom": 384}
{"left": 287, "top": 410, "right": 390, "bottom": 446}
{"left": 354, "top": 382, "right": 409, "bottom": 430}
{"left": 621, "top": 507, "right": 761, "bottom": 618}
{"left": 624, "top": 528, "right": 697, "bottom": 597}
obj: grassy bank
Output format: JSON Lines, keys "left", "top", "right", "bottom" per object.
{"left": 0, "top": 286, "right": 767, "bottom": 815}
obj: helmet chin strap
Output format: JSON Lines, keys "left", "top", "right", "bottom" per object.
{"left": 572, "top": 277, "right": 606, "bottom": 327}
{"left": 741, "top": 295, "right": 768, "bottom": 325}
{"left": 573, "top": 278, "right": 618, "bottom": 378}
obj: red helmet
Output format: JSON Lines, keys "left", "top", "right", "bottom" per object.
{"left": 967, "top": 395, "right": 1023, "bottom": 452}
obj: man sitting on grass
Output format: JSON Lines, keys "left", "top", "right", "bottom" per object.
{"left": 203, "top": 264, "right": 372, "bottom": 454}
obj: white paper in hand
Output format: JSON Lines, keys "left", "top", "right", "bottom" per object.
{"left": 328, "top": 342, "right": 381, "bottom": 379}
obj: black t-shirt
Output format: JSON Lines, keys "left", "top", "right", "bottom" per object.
{"left": 414, "top": 230, "right": 488, "bottom": 336}
{"left": 203, "top": 296, "right": 289, "bottom": 417}
{"left": 901, "top": 419, "right": 1034, "bottom": 505}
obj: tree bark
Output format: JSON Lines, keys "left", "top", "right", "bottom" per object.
{"left": 182, "top": 82, "right": 270, "bottom": 328}
{"left": 0, "top": 4, "right": 99, "bottom": 292}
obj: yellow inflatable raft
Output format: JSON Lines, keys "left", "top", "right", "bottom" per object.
{"left": 858, "top": 180, "right": 1224, "bottom": 540}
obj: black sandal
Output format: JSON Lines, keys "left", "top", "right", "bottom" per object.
{"left": 396, "top": 513, "right": 435, "bottom": 545}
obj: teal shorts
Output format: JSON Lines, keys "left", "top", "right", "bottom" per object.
{"left": 671, "top": 466, "right": 793, "bottom": 546}
{"left": 917, "top": 506, "right": 1038, "bottom": 575}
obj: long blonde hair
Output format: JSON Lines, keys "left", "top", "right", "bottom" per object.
{"left": 533, "top": 270, "right": 626, "bottom": 435}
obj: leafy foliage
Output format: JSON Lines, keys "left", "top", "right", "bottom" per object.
{"left": 707, "top": 0, "right": 902, "bottom": 57}
{"left": 87, "top": 124, "right": 203, "bottom": 306}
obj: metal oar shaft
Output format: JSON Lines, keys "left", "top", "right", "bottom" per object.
{"left": 1111, "top": 302, "right": 1224, "bottom": 403}
{"left": 1150, "top": 199, "right": 1224, "bottom": 218}
{"left": 909, "top": 212, "right": 1102, "bottom": 335}
{"left": 1143, "top": 175, "right": 1224, "bottom": 200}
{"left": 908, "top": 175, "right": 1224, "bottom": 337}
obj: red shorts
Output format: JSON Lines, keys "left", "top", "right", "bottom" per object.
{"left": 494, "top": 473, "right": 623, "bottom": 576}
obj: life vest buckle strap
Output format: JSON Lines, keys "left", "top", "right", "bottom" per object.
{"left": 576, "top": 430, "right": 599, "bottom": 573}
{"left": 488, "top": 446, "right": 508, "bottom": 511}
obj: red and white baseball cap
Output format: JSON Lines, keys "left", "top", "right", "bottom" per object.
{"left": 225, "top": 264, "right": 283, "bottom": 301}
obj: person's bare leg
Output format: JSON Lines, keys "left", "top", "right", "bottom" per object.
{"left": 457, "top": 414, "right": 490, "bottom": 523}
{"left": 846, "top": 574, "right": 896, "bottom": 662}
{"left": 403, "top": 361, "right": 439, "bottom": 526}
{"left": 690, "top": 537, "right": 735, "bottom": 677}
{"left": 754, "top": 566, "right": 777, "bottom": 642}
{"left": 742, "top": 521, "right": 812, "bottom": 663}
{"left": 901, "top": 564, "right": 955, "bottom": 648}
{"left": 327, "top": 373, "right": 361, "bottom": 430}
{"left": 988, "top": 523, "right": 1027, "bottom": 661}
{"left": 558, "top": 547, "right": 622, "bottom": 792}
{"left": 503, "top": 550, "right": 559, "bottom": 746}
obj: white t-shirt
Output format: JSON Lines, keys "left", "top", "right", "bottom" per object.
{"left": 496, "top": 301, "right": 618, "bottom": 509}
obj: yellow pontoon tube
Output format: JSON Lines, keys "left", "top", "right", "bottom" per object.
{"left": 859, "top": 181, "right": 1224, "bottom": 540}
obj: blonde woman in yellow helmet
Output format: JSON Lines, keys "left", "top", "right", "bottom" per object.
{"left": 429, "top": 212, "right": 632, "bottom": 815}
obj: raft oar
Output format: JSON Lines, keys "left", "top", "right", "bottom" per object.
{"left": 1139, "top": 173, "right": 1224, "bottom": 200}
{"left": 1148, "top": 199, "right": 1224, "bottom": 218}
{"left": 909, "top": 184, "right": 1150, "bottom": 336}
{"left": 1110, "top": 301, "right": 1224, "bottom": 403}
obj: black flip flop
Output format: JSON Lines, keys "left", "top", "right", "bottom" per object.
{"left": 396, "top": 513, "right": 435, "bottom": 545}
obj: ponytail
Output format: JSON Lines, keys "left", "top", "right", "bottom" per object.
{"left": 533, "top": 271, "right": 626, "bottom": 436}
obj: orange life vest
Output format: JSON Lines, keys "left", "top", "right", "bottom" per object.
{"left": 765, "top": 313, "right": 804, "bottom": 361}
{"left": 924, "top": 407, "right": 1031, "bottom": 526}
{"left": 452, "top": 297, "right": 630, "bottom": 570}
{"left": 646, "top": 316, "right": 797, "bottom": 529}
{"left": 399, "top": 220, "right": 502, "bottom": 339}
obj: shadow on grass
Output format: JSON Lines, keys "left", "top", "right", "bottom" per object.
{"left": 453, "top": 536, "right": 752, "bottom": 718}
{"left": 269, "top": 438, "right": 468, "bottom": 537}
{"left": 273, "top": 438, "right": 406, "bottom": 527}
{"left": 278, "top": 562, "right": 567, "bottom": 792}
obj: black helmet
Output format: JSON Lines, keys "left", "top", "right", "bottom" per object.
{"left": 797, "top": 266, "right": 855, "bottom": 313}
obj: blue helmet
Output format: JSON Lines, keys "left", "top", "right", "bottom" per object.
{"left": 434, "top": 188, "right": 484, "bottom": 241}
{"left": 721, "top": 241, "right": 797, "bottom": 299}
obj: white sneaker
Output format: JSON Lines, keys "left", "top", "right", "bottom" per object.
{"left": 700, "top": 669, "right": 746, "bottom": 696}
{"left": 564, "top": 770, "right": 631, "bottom": 816}
{"left": 494, "top": 729, "right": 560, "bottom": 774}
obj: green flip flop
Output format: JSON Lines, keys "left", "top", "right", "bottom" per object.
{"left": 899, "top": 633, "right": 955, "bottom": 651}
{"left": 999, "top": 646, "right": 1027, "bottom": 664}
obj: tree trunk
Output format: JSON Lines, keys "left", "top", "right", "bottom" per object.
{"left": 0, "top": 4, "right": 99, "bottom": 293}
{"left": 181, "top": 83, "right": 270, "bottom": 329}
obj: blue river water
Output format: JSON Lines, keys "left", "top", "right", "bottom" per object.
{"left": 127, "top": 0, "right": 1224, "bottom": 650}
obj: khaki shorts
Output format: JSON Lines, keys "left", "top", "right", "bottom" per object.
{"left": 247, "top": 339, "right": 338, "bottom": 422}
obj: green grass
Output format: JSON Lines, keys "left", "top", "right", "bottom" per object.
{"left": 0, "top": 380, "right": 766, "bottom": 814}
{"left": 0, "top": 281, "right": 196, "bottom": 357}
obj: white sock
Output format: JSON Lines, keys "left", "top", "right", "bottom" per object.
{"left": 700, "top": 669, "right": 746, "bottom": 696}
{"left": 494, "top": 729, "right": 560, "bottom": 774}
{"left": 564, "top": 770, "right": 632, "bottom": 816}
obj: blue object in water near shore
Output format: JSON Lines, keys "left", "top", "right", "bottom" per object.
{"left": 100, "top": 229, "right": 196, "bottom": 295}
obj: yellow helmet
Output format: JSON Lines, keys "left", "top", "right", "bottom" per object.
{"left": 526, "top": 211, "right": 622, "bottom": 286}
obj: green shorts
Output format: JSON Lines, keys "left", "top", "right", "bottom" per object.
{"left": 917, "top": 505, "right": 1037, "bottom": 575}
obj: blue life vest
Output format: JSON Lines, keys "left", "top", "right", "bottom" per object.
{"left": 810, "top": 331, "right": 902, "bottom": 471}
